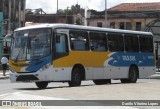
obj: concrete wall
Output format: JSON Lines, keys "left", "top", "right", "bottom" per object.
{"left": 88, "top": 18, "right": 156, "bottom": 31}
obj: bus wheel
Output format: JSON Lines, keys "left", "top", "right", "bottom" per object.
{"left": 68, "top": 67, "right": 81, "bottom": 87}
{"left": 93, "top": 79, "right": 111, "bottom": 85}
{"left": 35, "top": 82, "right": 48, "bottom": 89}
{"left": 128, "top": 66, "right": 138, "bottom": 83}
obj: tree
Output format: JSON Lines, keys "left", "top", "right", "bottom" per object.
{"left": 75, "top": 13, "right": 82, "bottom": 25}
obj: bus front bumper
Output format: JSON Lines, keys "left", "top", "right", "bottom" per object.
{"left": 9, "top": 70, "right": 40, "bottom": 83}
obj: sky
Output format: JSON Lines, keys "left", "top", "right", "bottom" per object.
{"left": 26, "top": 0, "right": 160, "bottom": 13}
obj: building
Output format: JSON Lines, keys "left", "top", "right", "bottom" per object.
{"left": 25, "top": 4, "right": 85, "bottom": 25}
{"left": 0, "top": 0, "right": 26, "bottom": 35}
{"left": 87, "top": 2, "right": 160, "bottom": 31}
{"left": 87, "top": 2, "right": 160, "bottom": 68}
{"left": 0, "top": 0, "right": 26, "bottom": 59}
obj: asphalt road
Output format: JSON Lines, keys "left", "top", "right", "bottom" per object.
{"left": 0, "top": 79, "right": 160, "bottom": 99}
{"left": 1, "top": 79, "right": 160, "bottom": 109}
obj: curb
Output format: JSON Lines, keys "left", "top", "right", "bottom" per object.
{"left": 0, "top": 75, "right": 10, "bottom": 79}
{"left": 0, "top": 70, "right": 10, "bottom": 80}
{"left": 147, "top": 75, "right": 160, "bottom": 79}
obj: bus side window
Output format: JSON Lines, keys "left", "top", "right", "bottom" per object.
{"left": 124, "top": 34, "right": 139, "bottom": 52}
{"left": 70, "top": 30, "right": 89, "bottom": 51}
{"left": 55, "top": 34, "right": 68, "bottom": 58}
{"left": 89, "top": 32, "right": 107, "bottom": 51}
{"left": 139, "top": 36, "right": 153, "bottom": 53}
{"left": 107, "top": 33, "right": 124, "bottom": 52}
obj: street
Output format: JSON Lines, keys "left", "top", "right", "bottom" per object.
{"left": 0, "top": 78, "right": 160, "bottom": 109}
{"left": 0, "top": 79, "right": 160, "bottom": 100}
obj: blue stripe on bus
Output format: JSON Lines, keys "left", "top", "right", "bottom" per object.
{"left": 108, "top": 52, "right": 154, "bottom": 67}
{"left": 26, "top": 56, "right": 52, "bottom": 72}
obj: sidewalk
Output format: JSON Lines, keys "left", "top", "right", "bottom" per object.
{"left": 147, "top": 72, "right": 160, "bottom": 79}
{"left": 0, "top": 70, "right": 10, "bottom": 79}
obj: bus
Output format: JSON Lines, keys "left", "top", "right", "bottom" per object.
{"left": 9, "top": 24, "right": 155, "bottom": 89}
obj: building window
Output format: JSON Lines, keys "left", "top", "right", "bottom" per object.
{"left": 126, "top": 22, "right": 132, "bottom": 30}
{"left": 97, "top": 22, "right": 103, "bottom": 27}
{"left": 119, "top": 22, "right": 125, "bottom": 29}
{"left": 110, "top": 22, "right": 115, "bottom": 28}
{"left": 136, "top": 22, "right": 141, "bottom": 31}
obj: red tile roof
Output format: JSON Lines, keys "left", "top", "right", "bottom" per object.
{"left": 108, "top": 2, "right": 160, "bottom": 11}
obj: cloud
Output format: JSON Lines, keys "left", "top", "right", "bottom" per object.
{"left": 26, "top": 0, "right": 105, "bottom": 13}
{"left": 87, "top": 0, "right": 104, "bottom": 10}
{"left": 26, "top": 0, "right": 160, "bottom": 13}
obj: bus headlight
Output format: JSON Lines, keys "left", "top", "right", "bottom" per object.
{"left": 40, "top": 63, "right": 51, "bottom": 71}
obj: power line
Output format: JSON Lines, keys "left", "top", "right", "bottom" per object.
{"left": 39, "top": 0, "right": 50, "bottom": 8}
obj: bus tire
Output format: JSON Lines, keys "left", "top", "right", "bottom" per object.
{"left": 93, "top": 79, "right": 111, "bottom": 85}
{"left": 35, "top": 82, "right": 48, "bottom": 89}
{"left": 68, "top": 67, "right": 81, "bottom": 87}
{"left": 128, "top": 66, "right": 138, "bottom": 83}
{"left": 121, "top": 66, "right": 138, "bottom": 83}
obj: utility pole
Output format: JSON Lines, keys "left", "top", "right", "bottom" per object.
{"left": 22, "top": 0, "right": 26, "bottom": 27}
{"left": 8, "top": 0, "right": 11, "bottom": 34}
{"left": 56, "top": 0, "right": 58, "bottom": 23}
{"left": 18, "top": 0, "right": 21, "bottom": 28}
{"left": 105, "top": 0, "right": 107, "bottom": 27}
{"left": 57, "top": 0, "right": 58, "bottom": 13}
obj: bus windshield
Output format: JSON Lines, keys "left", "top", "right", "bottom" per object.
{"left": 11, "top": 28, "right": 51, "bottom": 61}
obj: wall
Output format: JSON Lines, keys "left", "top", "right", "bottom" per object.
{"left": 88, "top": 17, "right": 156, "bottom": 31}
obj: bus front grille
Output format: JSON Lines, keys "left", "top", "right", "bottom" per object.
{"left": 16, "top": 75, "right": 39, "bottom": 81}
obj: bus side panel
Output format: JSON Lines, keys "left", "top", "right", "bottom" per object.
{"left": 138, "top": 52, "right": 155, "bottom": 78}
{"left": 103, "top": 52, "right": 155, "bottom": 79}
{"left": 104, "top": 66, "right": 129, "bottom": 79}
{"left": 92, "top": 67, "right": 105, "bottom": 80}
{"left": 85, "top": 67, "right": 93, "bottom": 80}
{"left": 139, "top": 67, "right": 155, "bottom": 78}
{"left": 37, "top": 67, "right": 72, "bottom": 81}
{"left": 53, "top": 51, "right": 110, "bottom": 80}
{"left": 104, "top": 52, "right": 138, "bottom": 79}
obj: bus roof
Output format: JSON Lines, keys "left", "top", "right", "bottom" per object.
{"left": 15, "top": 23, "right": 153, "bottom": 36}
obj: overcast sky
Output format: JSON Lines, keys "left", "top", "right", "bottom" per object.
{"left": 26, "top": 0, "right": 160, "bottom": 13}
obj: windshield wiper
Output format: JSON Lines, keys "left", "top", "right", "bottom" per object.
{"left": 15, "top": 44, "right": 26, "bottom": 62}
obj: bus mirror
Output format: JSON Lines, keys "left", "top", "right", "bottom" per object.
{"left": 56, "top": 35, "right": 60, "bottom": 43}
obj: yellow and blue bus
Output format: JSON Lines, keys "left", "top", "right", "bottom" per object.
{"left": 9, "top": 24, "right": 155, "bottom": 89}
